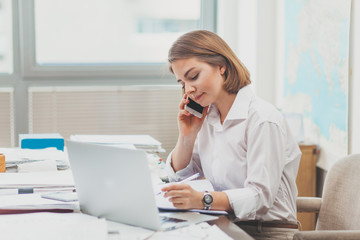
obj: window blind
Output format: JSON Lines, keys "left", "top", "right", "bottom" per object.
{"left": 28, "top": 85, "right": 182, "bottom": 158}
{"left": 0, "top": 88, "right": 14, "bottom": 147}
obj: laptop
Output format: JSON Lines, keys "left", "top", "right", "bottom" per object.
{"left": 66, "top": 140, "right": 210, "bottom": 231}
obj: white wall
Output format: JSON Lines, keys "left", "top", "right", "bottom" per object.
{"left": 349, "top": 0, "right": 360, "bottom": 154}
{"left": 255, "top": 1, "right": 277, "bottom": 105}
{"left": 217, "top": 0, "right": 258, "bottom": 91}
{"left": 218, "top": 0, "right": 279, "bottom": 105}
{"left": 218, "top": 0, "right": 360, "bottom": 155}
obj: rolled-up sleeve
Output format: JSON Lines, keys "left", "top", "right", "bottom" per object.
{"left": 224, "top": 121, "right": 286, "bottom": 220}
{"left": 165, "top": 140, "right": 204, "bottom": 182}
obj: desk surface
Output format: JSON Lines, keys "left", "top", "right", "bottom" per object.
{"left": 1, "top": 146, "right": 254, "bottom": 239}
{"left": 209, "top": 216, "right": 254, "bottom": 240}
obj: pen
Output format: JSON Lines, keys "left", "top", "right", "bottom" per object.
{"left": 178, "top": 172, "right": 201, "bottom": 183}
{"left": 156, "top": 172, "right": 200, "bottom": 195}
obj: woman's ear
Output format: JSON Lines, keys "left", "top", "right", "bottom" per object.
{"left": 220, "top": 65, "right": 226, "bottom": 75}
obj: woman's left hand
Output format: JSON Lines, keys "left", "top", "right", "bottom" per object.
{"left": 161, "top": 183, "right": 203, "bottom": 209}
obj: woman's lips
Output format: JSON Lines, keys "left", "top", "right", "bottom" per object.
{"left": 194, "top": 93, "right": 204, "bottom": 102}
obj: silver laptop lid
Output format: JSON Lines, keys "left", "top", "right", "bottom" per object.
{"left": 66, "top": 140, "right": 161, "bottom": 230}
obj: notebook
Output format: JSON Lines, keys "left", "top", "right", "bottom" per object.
{"left": 155, "top": 180, "right": 227, "bottom": 215}
{"left": 66, "top": 140, "right": 217, "bottom": 231}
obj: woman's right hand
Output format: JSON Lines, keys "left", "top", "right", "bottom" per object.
{"left": 171, "top": 94, "right": 208, "bottom": 172}
{"left": 178, "top": 94, "right": 208, "bottom": 138}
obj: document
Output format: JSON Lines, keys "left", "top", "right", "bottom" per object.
{"left": 148, "top": 222, "right": 233, "bottom": 240}
{"left": 106, "top": 213, "right": 220, "bottom": 240}
{"left": 70, "top": 134, "right": 165, "bottom": 152}
{"left": 0, "top": 170, "right": 75, "bottom": 188}
{"left": 0, "top": 212, "right": 107, "bottom": 240}
{"left": 107, "top": 220, "right": 155, "bottom": 240}
{"left": 0, "top": 147, "right": 68, "bottom": 169}
{"left": 0, "top": 193, "right": 79, "bottom": 214}
{"left": 155, "top": 180, "right": 228, "bottom": 215}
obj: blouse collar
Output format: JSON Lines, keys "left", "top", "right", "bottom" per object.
{"left": 206, "top": 85, "right": 254, "bottom": 126}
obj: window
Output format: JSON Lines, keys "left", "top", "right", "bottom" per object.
{"left": 0, "top": 0, "right": 13, "bottom": 74}
{"left": 7, "top": 0, "right": 216, "bottom": 146}
{"left": 35, "top": 0, "right": 201, "bottom": 65}
{"left": 21, "top": 0, "right": 216, "bottom": 77}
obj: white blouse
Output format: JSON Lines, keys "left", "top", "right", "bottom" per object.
{"left": 166, "top": 85, "right": 301, "bottom": 222}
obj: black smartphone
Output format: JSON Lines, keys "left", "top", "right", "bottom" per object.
{"left": 185, "top": 96, "right": 204, "bottom": 118}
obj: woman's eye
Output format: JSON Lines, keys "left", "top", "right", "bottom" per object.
{"left": 191, "top": 73, "right": 199, "bottom": 80}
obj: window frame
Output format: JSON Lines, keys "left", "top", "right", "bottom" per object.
{"left": 19, "top": 0, "right": 217, "bottom": 79}
{"left": 0, "top": 0, "right": 14, "bottom": 78}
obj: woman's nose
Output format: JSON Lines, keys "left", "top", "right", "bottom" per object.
{"left": 185, "top": 84, "right": 196, "bottom": 95}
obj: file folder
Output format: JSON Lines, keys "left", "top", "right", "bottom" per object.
{"left": 19, "top": 133, "right": 64, "bottom": 151}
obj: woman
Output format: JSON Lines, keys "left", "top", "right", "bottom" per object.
{"left": 161, "top": 30, "right": 301, "bottom": 240}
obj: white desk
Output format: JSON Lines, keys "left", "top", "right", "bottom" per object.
{"left": 0, "top": 147, "right": 254, "bottom": 240}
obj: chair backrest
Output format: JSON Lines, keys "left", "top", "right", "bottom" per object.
{"left": 316, "top": 154, "right": 360, "bottom": 230}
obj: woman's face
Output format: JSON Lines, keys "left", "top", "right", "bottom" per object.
{"left": 171, "top": 58, "right": 226, "bottom": 107}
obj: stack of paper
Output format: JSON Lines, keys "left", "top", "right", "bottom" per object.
{"left": 0, "top": 170, "right": 76, "bottom": 213}
{"left": 0, "top": 170, "right": 75, "bottom": 189}
{"left": 148, "top": 222, "right": 233, "bottom": 240}
{"left": 0, "top": 194, "right": 79, "bottom": 214}
{"left": 0, "top": 212, "right": 107, "bottom": 240}
{"left": 70, "top": 134, "right": 165, "bottom": 153}
{"left": 0, "top": 147, "right": 69, "bottom": 170}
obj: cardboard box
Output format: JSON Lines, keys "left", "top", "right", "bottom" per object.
{"left": 0, "top": 154, "right": 5, "bottom": 172}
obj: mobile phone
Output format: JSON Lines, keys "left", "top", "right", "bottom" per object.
{"left": 185, "top": 96, "right": 204, "bottom": 118}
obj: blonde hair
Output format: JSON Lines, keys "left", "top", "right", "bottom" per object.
{"left": 168, "top": 30, "right": 251, "bottom": 94}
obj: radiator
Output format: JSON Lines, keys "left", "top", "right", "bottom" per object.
{"left": 0, "top": 88, "right": 14, "bottom": 147}
{"left": 28, "top": 85, "right": 182, "bottom": 158}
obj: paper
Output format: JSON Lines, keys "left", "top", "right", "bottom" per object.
{"left": 0, "top": 147, "right": 69, "bottom": 170}
{"left": 155, "top": 180, "right": 228, "bottom": 215}
{"left": 0, "top": 212, "right": 107, "bottom": 240}
{"left": 0, "top": 170, "right": 75, "bottom": 188}
{"left": 107, "top": 220, "right": 155, "bottom": 240}
{"left": 0, "top": 193, "right": 79, "bottom": 212}
{"left": 154, "top": 179, "right": 214, "bottom": 194}
{"left": 107, "top": 213, "right": 221, "bottom": 240}
{"left": 70, "top": 134, "right": 165, "bottom": 152}
{"left": 70, "top": 134, "right": 161, "bottom": 145}
{"left": 160, "top": 212, "right": 218, "bottom": 225}
{"left": 0, "top": 147, "right": 67, "bottom": 163}
{"left": 17, "top": 160, "right": 58, "bottom": 172}
{"left": 148, "top": 222, "right": 233, "bottom": 240}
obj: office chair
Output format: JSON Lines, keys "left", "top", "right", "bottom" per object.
{"left": 294, "top": 154, "right": 360, "bottom": 240}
